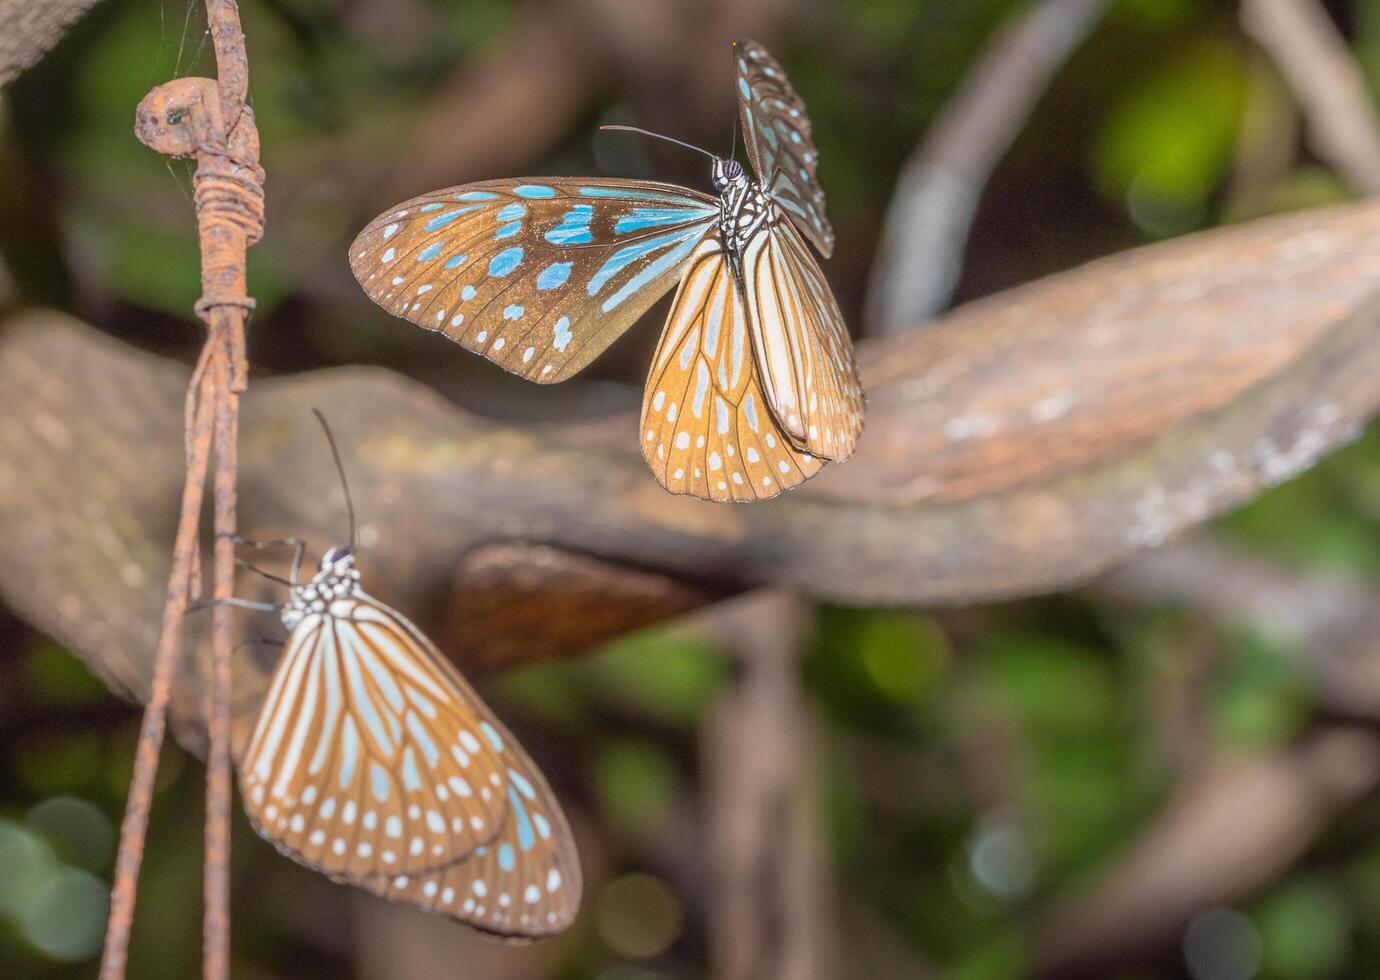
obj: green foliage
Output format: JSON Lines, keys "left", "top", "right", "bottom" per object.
{"left": 1255, "top": 877, "right": 1351, "bottom": 980}
{"left": 583, "top": 628, "right": 729, "bottom": 725}
{"left": 593, "top": 739, "right": 677, "bottom": 843}
{"left": 1095, "top": 38, "right": 1247, "bottom": 235}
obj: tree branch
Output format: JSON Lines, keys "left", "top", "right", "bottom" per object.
{"left": 866, "top": 0, "right": 1114, "bottom": 334}
{"left": 1242, "top": 0, "right": 1380, "bottom": 195}
{"left": 1032, "top": 727, "right": 1380, "bottom": 977}
{"left": 101, "top": 2, "right": 262, "bottom": 975}
{"left": 1100, "top": 535, "right": 1380, "bottom": 716}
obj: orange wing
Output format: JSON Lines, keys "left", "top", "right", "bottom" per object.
{"left": 742, "top": 213, "right": 864, "bottom": 460}
{"left": 640, "top": 233, "right": 824, "bottom": 502}
{"left": 241, "top": 597, "right": 513, "bottom": 877}
{"left": 359, "top": 751, "right": 582, "bottom": 940}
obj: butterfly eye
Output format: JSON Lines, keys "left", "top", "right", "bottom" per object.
{"left": 321, "top": 546, "right": 351, "bottom": 567}
{"left": 723, "top": 159, "right": 743, "bottom": 179}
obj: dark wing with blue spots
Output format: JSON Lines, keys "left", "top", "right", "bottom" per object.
{"left": 734, "top": 40, "right": 834, "bottom": 258}
{"left": 350, "top": 179, "right": 718, "bottom": 383}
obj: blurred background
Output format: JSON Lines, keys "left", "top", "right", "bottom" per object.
{"left": 7, "top": 0, "right": 1380, "bottom": 977}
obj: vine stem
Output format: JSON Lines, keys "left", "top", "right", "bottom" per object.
{"left": 101, "top": 1, "right": 260, "bottom": 976}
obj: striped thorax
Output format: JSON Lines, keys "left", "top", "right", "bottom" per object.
{"left": 712, "top": 157, "right": 772, "bottom": 257}
{"left": 282, "top": 546, "right": 361, "bottom": 629}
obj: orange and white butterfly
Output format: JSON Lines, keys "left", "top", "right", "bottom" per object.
{"left": 235, "top": 414, "right": 580, "bottom": 938}
{"left": 349, "top": 40, "right": 863, "bottom": 502}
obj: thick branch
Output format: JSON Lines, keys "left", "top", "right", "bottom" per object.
{"left": 866, "top": 0, "right": 1113, "bottom": 333}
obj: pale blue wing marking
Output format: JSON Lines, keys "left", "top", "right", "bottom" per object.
{"left": 596, "top": 228, "right": 706, "bottom": 312}
{"left": 488, "top": 247, "right": 524, "bottom": 277}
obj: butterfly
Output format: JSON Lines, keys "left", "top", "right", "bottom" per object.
{"left": 233, "top": 412, "right": 581, "bottom": 938}
{"left": 349, "top": 39, "right": 863, "bottom": 502}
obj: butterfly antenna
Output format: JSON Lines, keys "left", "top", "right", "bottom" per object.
{"left": 311, "top": 408, "right": 357, "bottom": 554}
{"left": 600, "top": 125, "right": 717, "bottom": 161}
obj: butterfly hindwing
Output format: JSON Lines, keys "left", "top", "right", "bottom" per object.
{"left": 362, "top": 735, "right": 582, "bottom": 940}
{"left": 350, "top": 179, "right": 718, "bottom": 383}
{"left": 641, "top": 233, "right": 824, "bottom": 501}
{"left": 735, "top": 39, "right": 834, "bottom": 257}
{"left": 742, "top": 216, "right": 864, "bottom": 461}
{"left": 240, "top": 595, "right": 516, "bottom": 877}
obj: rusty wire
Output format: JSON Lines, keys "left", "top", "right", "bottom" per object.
{"left": 100, "top": 1, "right": 261, "bottom": 976}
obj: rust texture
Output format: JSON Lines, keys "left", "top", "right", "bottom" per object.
{"left": 101, "top": 1, "right": 262, "bottom": 977}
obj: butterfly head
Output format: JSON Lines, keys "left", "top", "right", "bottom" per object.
{"left": 318, "top": 545, "right": 355, "bottom": 574}
{"left": 711, "top": 157, "right": 748, "bottom": 193}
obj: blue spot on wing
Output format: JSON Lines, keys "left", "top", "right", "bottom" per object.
{"left": 458, "top": 190, "right": 500, "bottom": 201}
{"left": 496, "top": 203, "right": 527, "bottom": 220}
{"left": 588, "top": 224, "right": 711, "bottom": 299}
{"left": 480, "top": 721, "right": 504, "bottom": 751}
{"left": 443, "top": 253, "right": 468, "bottom": 270}
{"left": 514, "top": 184, "right": 556, "bottom": 198}
{"left": 600, "top": 228, "right": 707, "bottom": 312}
{"left": 495, "top": 220, "right": 522, "bottom": 239}
{"left": 545, "top": 205, "right": 594, "bottom": 245}
{"left": 419, "top": 202, "right": 445, "bottom": 213}
{"left": 507, "top": 787, "right": 536, "bottom": 851}
{"left": 578, "top": 186, "right": 713, "bottom": 208}
{"left": 417, "top": 241, "right": 443, "bottom": 262}
{"left": 536, "top": 262, "right": 572, "bottom": 290}
{"left": 533, "top": 813, "right": 551, "bottom": 840}
{"left": 614, "top": 206, "right": 710, "bottom": 234}
{"left": 503, "top": 304, "right": 524, "bottom": 320}
{"left": 738, "top": 78, "right": 751, "bottom": 99}
{"left": 424, "top": 205, "right": 483, "bottom": 232}
{"left": 498, "top": 843, "right": 515, "bottom": 871}
{"left": 553, "top": 316, "right": 572, "bottom": 352}
{"left": 488, "top": 247, "right": 524, "bottom": 277}
{"left": 508, "top": 768, "right": 537, "bottom": 800}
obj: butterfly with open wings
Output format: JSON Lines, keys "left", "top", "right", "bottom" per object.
{"left": 349, "top": 40, "right": 864, "bottom": 502}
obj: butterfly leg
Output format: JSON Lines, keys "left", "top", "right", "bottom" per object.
{"left": 219, "top": 533, "right": 307, "bottom": 586}
{"left": 187, "top": 596, "right": 281, "bottom": 615}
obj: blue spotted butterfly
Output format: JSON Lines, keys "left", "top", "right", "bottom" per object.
{"left": 350, "top": 40, "right": 863, "bottom": 501}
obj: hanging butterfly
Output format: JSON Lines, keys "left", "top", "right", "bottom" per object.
{"left": 348, "top": 39, "right": 863, "bottom": 502}
{"left": 231, "top": 411, "right": 581, "bottom": 938}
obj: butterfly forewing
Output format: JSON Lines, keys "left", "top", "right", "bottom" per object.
{"left": 641, "top": 234, "right": 825, "bottom": 501}
{"left": 735, "top": 39, "right": 834, "bottom": 257}
{"left": 362, "top": 740, "right": 582, "bottom": 939}
{"left": 240, "top": 593, "right": 517, "bottom": 877}
{"left": 743, "top": 216, "right": 863, "bottom": 461}
{"left": 350, "top": 179, "right": 717, "bottom": 383}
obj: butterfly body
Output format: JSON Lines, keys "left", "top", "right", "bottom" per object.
{"left": 711, "top": 158, "right": 770, "bottom": 264}
{"left": 351, "top": 40, "right": 863, "bottom": 501}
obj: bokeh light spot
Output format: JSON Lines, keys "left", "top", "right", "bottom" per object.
{"left": 595, "top": 873, "right": 682, "bottom": 959}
